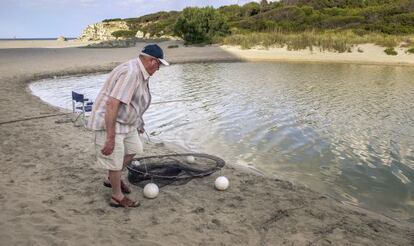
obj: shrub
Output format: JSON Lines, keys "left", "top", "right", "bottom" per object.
{"left": 241, "top": 2, "right": 261, "bottom": 17}
{"left": 384, "top": 47, "right": 398, "bottom": 55}
{"left": 320, "top": 16, "right": 364, "bottom": 28}
{"left": 174, "top": 7, "right": 230, "bottom": 44}
{"left": 218, "top": 5, "right": 242, "bottom": 22}
{"left": 260, "top": 6, "right": 306, "bottom": 22}
{"left": 103, "top": 18, "right": 122, "bottom": 22}
{"left": 407, "top": 47, "right": 414, "bottom": 54}
{"left": 111, "top": 30, "right": 136, "bottom": 38}
{"left": 237, "top": 19, "right": 278, "bottom": 32}
{"left": 385, "top": 13, "right": 414, "bottom": 26}
{"left": 128, "top": 11, "right": 179, "bottom": 23}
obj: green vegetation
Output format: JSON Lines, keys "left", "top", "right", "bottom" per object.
{"left": 174, "top": 7, "right": 230, "bottom": 44}
{"left": 125, "top": 11, "right": 180, "bottom": 38}
{"left": 407, "top": 47, "right": 414, "bottom": 54}
{"left": 384, "top": 47, "right": 398, "bottom": 55}
{"left": 103, "top": 18, "right": 122, "bottom": 22}
{"left": 216, "top": 0, "right": 414, "bottom": 34}
{"left": 222, "top": 30, "right": 412, "bottom": 51}
{"left": 111, "top": 30, "right": 136, "bottom": 38}
{"left": 102, "top": 0, "right": 414, "bottom": 50}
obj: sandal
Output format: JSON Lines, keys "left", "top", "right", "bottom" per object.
{"left": 103, "top": 178, "right": 131, "bottom": 194}
{"left": 110, "top": 196, "right": 140, "bottom": 208}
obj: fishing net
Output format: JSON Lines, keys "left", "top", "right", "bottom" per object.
{"left": 127, "top": 153, "right": 225, "bottom": 188}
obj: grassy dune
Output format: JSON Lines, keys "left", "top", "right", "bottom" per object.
{"left": 222, "top": 30, "right": 414, "bottom": 52}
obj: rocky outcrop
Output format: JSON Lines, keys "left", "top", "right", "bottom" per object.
{"left": 135, "top": 30, "right": 150, "bottom": 39}
{"left": 78, "top": 21, "right": 130, "bottom": 41}
{"left": 57, "top": 36, "right": 67, "bottom": 41}
{"left": 79, "top": 20, "right": 180, "bottom": 41}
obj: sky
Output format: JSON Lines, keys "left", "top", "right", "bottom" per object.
{"left": 0, "top": 0, "right": 263, "bottom": 39}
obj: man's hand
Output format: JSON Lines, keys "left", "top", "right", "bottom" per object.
{"left": 138, "top": 128, "right": 145, "bottom": 134}
{"left": 101, "top": 136, "right": 115, "bottom": 155}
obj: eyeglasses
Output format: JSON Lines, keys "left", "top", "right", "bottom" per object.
{"left": 153, "top": 58, "right": 161, "bottom": 66}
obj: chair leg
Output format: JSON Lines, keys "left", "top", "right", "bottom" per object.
{"left": 72, "top": 112, "right": 90, "bottom": 128}
{"left": 73, "top": 113, "right": 82, "bottom": 124}
{"left": 81, "top": 111, "right": 88, "bottom": 127}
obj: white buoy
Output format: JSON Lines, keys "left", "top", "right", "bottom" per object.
{"left": 143, "top": 183, "right": 159, "bottom": 198}
{"left": 215, "top": 176, "right": 229, "bottom": 191}
{"left": 186, "top": 155, "right": 195, "bottom": 163}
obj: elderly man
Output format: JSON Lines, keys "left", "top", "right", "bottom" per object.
{"left": 88, "top": 44, "right": 169, "bottom": 208}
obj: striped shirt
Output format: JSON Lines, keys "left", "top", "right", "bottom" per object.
{"left": 87, "top": 58, "right": 152, "bottom": 133}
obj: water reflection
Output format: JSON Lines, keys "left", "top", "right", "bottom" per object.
{"left": 30, "top": 62, "right": 414, "bottom": 220}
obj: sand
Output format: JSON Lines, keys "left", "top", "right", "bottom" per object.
{"left": 0, "top": 39, "right": 98, "bottom": 49}
{"left": 0, "top": 40, "right": 413, "bottom": 246}
{"left": 222, "top": 44, "right": 414, "bottom": 66}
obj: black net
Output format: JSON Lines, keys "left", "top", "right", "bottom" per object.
{"left": 127, "top": 153, "right": 225, "bottom": 188}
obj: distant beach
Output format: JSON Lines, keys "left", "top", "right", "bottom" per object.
{"left": 0, "top": 38, "right": 77, "bottom": 40}
{"left": 0, "top": 41, "right": 413, "bottom": 245}
{"left": 0, "top": 39, "right": 97, "bottom": 49}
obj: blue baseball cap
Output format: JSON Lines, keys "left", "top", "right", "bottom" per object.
{"left": 141, "top": 44, "right": 169, "bottom": 66}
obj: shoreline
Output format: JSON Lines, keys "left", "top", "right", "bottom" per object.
{"left": 1, "top": 40, "right": 413, "bottom": 67}
{"left": 1, "top": 42, "right": 413, "bottom": 245}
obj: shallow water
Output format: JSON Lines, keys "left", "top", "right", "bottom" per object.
{"left": 30, "top": 62, "right": 414, "bottom": 220}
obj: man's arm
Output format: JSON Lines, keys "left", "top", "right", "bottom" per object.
{"left": 101, "top": 97, "right": 121, "bottom": 156}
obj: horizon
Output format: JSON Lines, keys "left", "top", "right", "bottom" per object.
{"left": 0, "top": 0, "right": 265, "bottom": 39}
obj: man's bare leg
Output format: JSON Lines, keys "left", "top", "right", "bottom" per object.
{"left": 108, "top": 168, "right": 139, "bottom": 207}
{"left": 109, "top": 170, "right": 123, "bottom": 201}
{"left": 122, "top": 154, "right": 135, "bottom": 170}
{"left": 105, "top": 154, "right": 135, "bottom": 191}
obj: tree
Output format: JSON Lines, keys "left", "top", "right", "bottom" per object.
{"left": 260, "top": 0, "right": 270, "bottom": 13}
{"left": 174, "top": 7, "right": 230, "bottom": 44}
{"left": 241, "top": 2, "right": 261, "bottom": 16}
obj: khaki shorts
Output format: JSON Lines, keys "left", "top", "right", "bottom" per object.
{"left": 94, "top": 130, "right": 143, "bottom": 171}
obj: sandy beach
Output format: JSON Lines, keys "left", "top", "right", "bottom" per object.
{"left": 0, "top": 40, "right": 413, "bottom": 245}
{"left": 0, "top": 39, "right": 98, "bottom": 49}
{"left": 222, "top": 44, "right": 414, "bottom": 66}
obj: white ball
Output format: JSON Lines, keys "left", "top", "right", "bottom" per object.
{"left": 143, "top": 183, "right": 159, "bottom": 199}
{"left": 215, "top": 176, "right": 229, "bottom": 191}
{"left": 186, "top": 155, "right": 195, "bottom": 163}
{"left": 131, "top": 160, "right": 140, "bottom": 167}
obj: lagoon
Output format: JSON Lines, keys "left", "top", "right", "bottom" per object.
{"left": 30, "top": 62, "right": 414, "bottom": 220}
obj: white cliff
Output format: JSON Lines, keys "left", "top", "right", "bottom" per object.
{"left": 78, "top": 21, "right": 131, "bottom": 41}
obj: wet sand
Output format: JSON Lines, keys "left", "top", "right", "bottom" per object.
{"left": 0, "top": 41, "right": 413, "bottom": 245}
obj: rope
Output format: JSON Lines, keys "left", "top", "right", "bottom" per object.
{"left": 0, "top": 99, "right": 189, "bottom": 125}
{"left": 151, "top": 99, "right": 192, "bottom": 105}
{"left": 0, "top": 113, "right": 70, "bottom": 125}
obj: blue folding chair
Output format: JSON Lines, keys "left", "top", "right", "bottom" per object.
{"left": 71, "top": 91, "right": 93, "bottom": 125}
